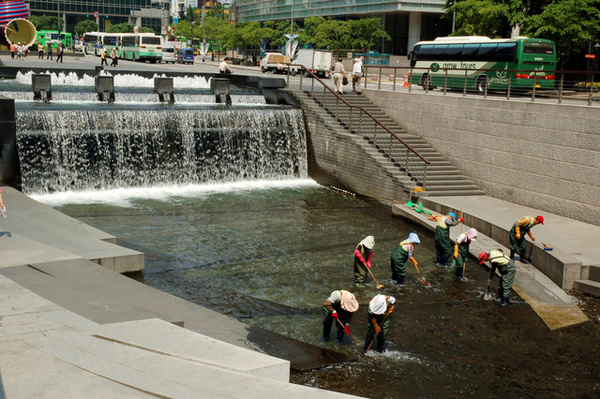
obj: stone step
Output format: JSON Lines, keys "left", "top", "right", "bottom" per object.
{"left": 573, "top": 280, "right": 600, "bottom": 298}
{"left": 588, "top": 265, "right": 600, "bottom": 282}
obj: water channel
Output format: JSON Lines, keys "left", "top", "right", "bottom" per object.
{"left": 7, "top": 72, "right": 600, "bottom": 398}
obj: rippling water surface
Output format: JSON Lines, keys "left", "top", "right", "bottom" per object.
{"left": 38, "top": 182, "right": 600, "bottom": 399}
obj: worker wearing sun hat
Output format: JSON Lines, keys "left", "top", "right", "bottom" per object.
{"left": 390, "top": 232, "right": 420, "bottom": 285}
{"left": 354, "top": 235, "right": 375, "bottom": 286}
{"left": 363, "top": 294, "right": 396, "bottom": 354}
{"left": 322, "top": 290, "right": 359, "bottom": 343}
{"left": 478, "top": 249, "right": 516, "bottom": 307}
{"left": 434, "top": 212, "right": 463, "bottom": 267}
{"left": 453, "top": 228, "right": 478, "bottom": 280}
{"left": 509, "top": 215, "right": 544, "bottom": 263}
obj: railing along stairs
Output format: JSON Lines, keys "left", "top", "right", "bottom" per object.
{"left": 288, "top": 65, "right": 430, "bottom": 192}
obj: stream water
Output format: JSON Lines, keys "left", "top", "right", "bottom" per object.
{"left": 32, "top": 184, "right": 600, "bottom": 399}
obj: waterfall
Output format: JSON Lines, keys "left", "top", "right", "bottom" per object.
{"left": 16, "top": 106, "right": 307, "bottom": 195}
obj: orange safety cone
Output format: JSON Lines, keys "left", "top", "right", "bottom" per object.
{"left": 403, "top": 72, "right": 410, "bottom": 88}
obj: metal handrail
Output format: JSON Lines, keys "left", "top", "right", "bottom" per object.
{"left": 361, "top": 65, "right": 600, "bottom": 106}
{"left": 288, "top": 64, "right": 430, "bottom": 191}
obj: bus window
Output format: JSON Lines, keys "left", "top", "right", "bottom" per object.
{"left": 495, "top": 42, "right": 516, "bottom": 62}
{"left": 461, "top": 44, "right": 479, "bottom": 60}
{"left": 141, "top": 36, "right": 161, "bottom": 46}
{"left": 477, "top": 43, "right": 498, "bottom": 61}
{"left": 446, "top": 44, "right": 463, "bottom": 61}
{"left": 524, "top": 42, "right": 554, "bottom": 55}
{"left": 418, "top": 45, "right": 436, "bottom": 61}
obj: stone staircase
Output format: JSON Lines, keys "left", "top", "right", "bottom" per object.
{"left": 574, "top": 265, "right": 600, "bottom": 297}
{"left": 292, "top": 88, "right": 485, "bottom": 198}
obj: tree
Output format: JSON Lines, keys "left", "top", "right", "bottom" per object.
{"left": 346, "top": 18, "right": 391, "bottom": 54}
{"left": 30, "top": 15, "right": 62, "bottom": 31}
{"left": 108, "top": 23, "right": 134, "bottom": 33}
{"left": 444, "top": 0, "right": 510, "bottom": 37}
{"left": 523, "top": 0, "right": 600, "bottom": 67}
{"left": 74, "top": 20, "right": 98, "bottom": 36}
{"left": 302, "top": 17, "right": 348, "bottom": 55}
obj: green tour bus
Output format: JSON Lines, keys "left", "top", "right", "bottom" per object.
{"left": 408, "top": 36, "right": 557, "bottom": 92}
{"left": 36, "top": 30, "right": 74, "bottom": 50}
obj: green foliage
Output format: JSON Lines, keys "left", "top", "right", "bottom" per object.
{"left": 444, "top": 0, "right": 509, "bottom": 37}
{"left": 30, "top": 15, "right": 61, "bottom": 31}
{"left": 523, "top": 0, "right": 600, "bottom": 66}
{"left": 74, "top": 20, "right": 98, "bottom": 36}
{"left": 107, "top": 23, "right": 134, "bottom": 33}
{"left": 345, "top": 18, "right": 391, "bottom": 54}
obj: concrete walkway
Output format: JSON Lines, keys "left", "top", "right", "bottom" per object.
{"left": 0, "top": 186, "right": 359, "bottom": 398}
{"left": 393, "top": 194, "right": 594, "bottom": 330}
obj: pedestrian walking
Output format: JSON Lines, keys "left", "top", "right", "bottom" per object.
{"left": 10, "top": 43, "right": 16, "bottom": 59}
{"left": 100, "top": 48, "right": 108, "bottom": 67}
{"left": 509, "top": 216, "right": 544, "bottom": 263}
{"left": 110, "top": 48, "right": 119, "bottom": 67}
{"left": 363, "top": 294, "right": 395, "bottom": 354}
{"left": 479, "top": 249, "right": 516, "bottom": 306}
{"left": 56, "top": 43, "right": 64, "bottom": 63}
{"left": 353, "top": 235, "right": 375, "bottom": 286}
{"left": 454, "top": 228, "right": 478, "bottom": 280}
{"left": 432, "top": 212, "right": 463, "bottom": 267}
{"left": 333, "top": 58, "right": 345, "bottom": 94}
{"left": 352, "top": 56, "right": 363, "bottom": 93}
{"left": 46, "top": 44, "right": 53, "bottom": 60}
{"left": 37, "top": 42, "right": 44, "bottom": 60}
{"left": 390, "top": 232, "right": 420, "bottom": 285}
{"left": 321, "top": 290, "right": 359, "bottom": 344}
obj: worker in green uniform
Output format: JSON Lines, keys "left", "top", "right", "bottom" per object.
{"left": 322, "top": 290, "right": 359, "bottom": 343}
{"left": 509, "top": 215, "right": 544, "bottom": 263}
{"left": 453, "top": 228, "right": 478, "bottom": 280}
{"left": 434, "top": 212, "right": 462, "bottom": 267}
{"left": 354, "top": 235, "right": 375, "bottom": 286}
{"left": 479, "top": 249, "right": 516, "bottom": 307}
{"left": 363, "top": 294, "right": 396, "bottom": 354}
{"left": 390, "top": 232, "right": 420, "bottom": 285}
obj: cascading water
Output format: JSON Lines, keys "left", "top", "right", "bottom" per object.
{"left": 16, "top": 106, "right": 307, "bottom": 195}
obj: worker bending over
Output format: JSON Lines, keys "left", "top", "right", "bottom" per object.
{"left": 390, "top": 232, "right": 420, "bottom": 285}
{"left": 509, "top": 215, "right": 544, "bottom": 263}
{"left": 322, "top": 290, "right": 359, "bottom": 343}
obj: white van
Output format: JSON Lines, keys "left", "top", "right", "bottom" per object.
{"left": 161, "top": 47, "right": 176, "bottom": 64}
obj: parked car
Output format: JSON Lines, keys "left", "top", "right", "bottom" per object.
{"left": 162, "top": 47, "right": 176, "bottom": 64}
{"left": 176, "top": 48, "right": 194, "bottom": 65}
{"left": 73, "top": 40, "right": 84, "bottom": 52}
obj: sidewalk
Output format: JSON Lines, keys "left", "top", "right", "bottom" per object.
{"left": 392, "top": 194, "right": 595, "bottom": 330}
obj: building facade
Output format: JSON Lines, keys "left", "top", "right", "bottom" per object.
{"left": 28, "top": 0, "right": 170, "bottom": 34}
{"left": 234, "top": 0, "right": 451, "bottom": 55}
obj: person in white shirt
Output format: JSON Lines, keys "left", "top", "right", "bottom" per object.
{"left": 352, "top": 56, "right": 364, "bottom": 93}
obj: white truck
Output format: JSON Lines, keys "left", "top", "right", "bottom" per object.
{"left": 293, "top": 49, "right": 333, "bottom": 79}
{"left": 259, "top": 53, "right": 299, "bottom": 75}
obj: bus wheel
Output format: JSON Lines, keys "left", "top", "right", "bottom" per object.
{"left": 476, "top": 76, "right": 488, "bottom": 93}
{"left": 421, "top": 74, "right": 432, "bottom": 90}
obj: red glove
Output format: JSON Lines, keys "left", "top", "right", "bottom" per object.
{"left": 343, "top": 324, "right": 350, "bottom": 335}
{"left": 366, "top": 261, "right": 372, "bottom": 268}
{"left": 459, "top": 217, "right": 464, "bottom": 222}
{"left": 332, "top": 310, "right": 338, "bottom": 318}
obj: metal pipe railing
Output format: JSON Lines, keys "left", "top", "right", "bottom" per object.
{"left": 359, "top": 65, "right": 599, "bottom": 106}
{"left": 290, "top": 64, "right": 430, "bottom": 191}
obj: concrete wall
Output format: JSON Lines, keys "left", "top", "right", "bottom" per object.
{"left": 366, "top": 91, "right": 600, "bottom": 226}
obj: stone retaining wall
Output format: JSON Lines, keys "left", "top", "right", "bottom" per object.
{"left": 366, "top": 91, "right": 600, "bottom": 226}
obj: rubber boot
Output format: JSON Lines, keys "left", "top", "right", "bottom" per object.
{"left": 520, "top": 250, "right": 529, "bottom": 264}
{"left": 336, "top": 330, "right": 345, "bottom": 344}
{"left": 362, "top": 340, "right": 371, "bottom": 354}
{"left": 500, "top": 297, "right": 510, "bottom": 307}
{"left": 510, "top": 250, "right": 515, "bottom": 261}
{"left": 395, "top": 276, "right": 404, "bottom": 285}
{"left": 376, "top": 339, "right": 385, "bottom": 354}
